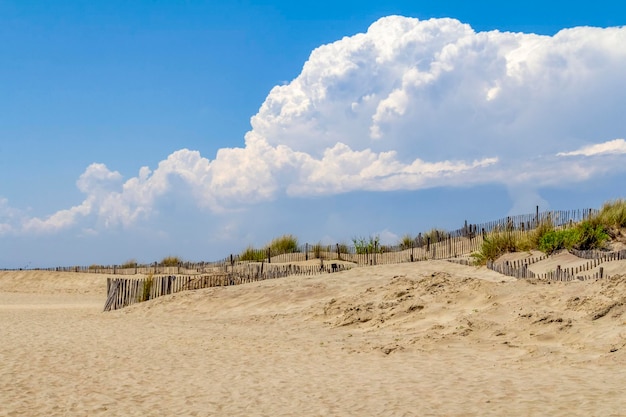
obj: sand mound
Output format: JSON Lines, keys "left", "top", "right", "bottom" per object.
{"left": 3, "top": 263, "right": 626, "bottom": 416}
{"left": 0, "top": 270, "right": 110, "bottom": 295}
{"left": 320, "top": 272, "right": 484, "bottom": 328}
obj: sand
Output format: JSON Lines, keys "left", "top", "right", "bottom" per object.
{"left": 2, "top": 261, "right": 626, "bottom": 416}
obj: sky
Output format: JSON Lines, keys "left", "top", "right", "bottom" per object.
{"left": 1, "top": 0, "right": 626, "bottom": 268}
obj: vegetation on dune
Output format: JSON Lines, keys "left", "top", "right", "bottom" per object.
{"left": 352, "top": 235, "right": 380, "bottom": 255}
{"left": 422, "top": 228, "right": 448, "bottom": 244}
{"left": 268, "top": 234, "right": 299, "bottom": 255}
{"left": 538, "top": 221, "right": 609, "bottom": 255}
{"left": 238, "top": 234, "right": 300, "bottom": 262}
{"left": 140, "top": 273, "right": 154, "bottom": 302}
{"left": 104, "top": 199, "right": 626, "bottom": 269}
{"left": 160, "top": 256, "right": 183, "bottom": 266}
{"left": 238, "top": 245, "right": 267, "bottom": 262}
{"left": 311, "top": 242, "right": 326, "bottom": 259}
{"left": 235, "top": 200, "right": 624, "bottom": 267}
{"left": 595, "top": 199, "right": 626, "bottom": 230}
{"left": 470, "top": 231, "right": 520, "bottom": 265}
{"left": 471, "top": 203, "right": 623, "bottom": 264}
{"left": 337, "top": 243, "right": 350, "bottom": 255}
{"left": 399, "top": 234, "right": 414, "bottom": 250}
{"left": 120, "top": 259, "right": 138, "bottom": 269}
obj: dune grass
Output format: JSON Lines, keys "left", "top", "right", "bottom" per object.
{"left": 160, "top": 256, "right": 183, "bottom": 267}
{"left": 268, "top": 234, "right": 299, "bottom": 254}
{"left": 141, "top": 273, "right": 154, "bottom": 302}
{"left": 594, "top": 199, "right": 626, "bottom": 230}
{"left": 311, "top": 243, "right": 325, "bottom": 259}
{"left": 120, "top": 259, "right": 138, "bottom": 269}
{"left": 239, "top": 246, "right": 267, "bottom": 262}
{"left": 423, "top": 228, "right": 448, "bottom": 244}
{"left": 238, "top": 234, "right": 299, "bottom": 261}
{"left": 399, "top": 234, "right": 414, "bottom": 250}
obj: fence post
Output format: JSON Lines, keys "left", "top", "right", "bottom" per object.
{"left": 373, "top": 241, "right": 378, "bottom": 265}
{"left": 305, "top": 243, "right": 309, "bottom": 261}
{"left": 535, "top": 205, "right": 539, "bottom": 228}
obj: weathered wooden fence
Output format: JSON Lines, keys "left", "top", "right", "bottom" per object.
{"left": 544, "top": 249, "right": 626, "bottom": 281}
{"left": 486, "top": 249, "right": 626, "bottom": 281}
{"left": 486, "top": 255, "right": 548, "bottom": 279}
{"left": 104, "top": 262, "right": 352, "bottom": 311}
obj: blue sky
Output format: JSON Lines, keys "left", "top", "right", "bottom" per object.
{"left": 1, "top": 1, "right": 626, "bottom": 268}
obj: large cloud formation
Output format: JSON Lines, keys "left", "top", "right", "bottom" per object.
{"left": 2, "top": 16, "right": 626, "bottom": 235}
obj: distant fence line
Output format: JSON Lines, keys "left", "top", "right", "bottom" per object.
{"left": 28, "top": 206, "right": 600, "bottom": 275}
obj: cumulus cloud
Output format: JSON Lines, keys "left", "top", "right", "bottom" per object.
{"left": 557, "top": 138, "right": 626, "bottom": 157}
{"left": 21, "top": 201, "right": 92, "bottom": 234}
{"left": 5, "top": 15, "right": 626, "bottom": 235}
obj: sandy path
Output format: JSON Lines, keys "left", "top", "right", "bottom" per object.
{"left": 2, "top": 263, "right": 626, "bottom": 416}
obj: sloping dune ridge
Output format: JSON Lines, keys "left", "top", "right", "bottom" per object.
{"left": 2, "top": 260, "right": 626, "bottom": 416}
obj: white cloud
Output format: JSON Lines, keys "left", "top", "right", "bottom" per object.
{"left": 22, "top": 201, "right": 92, "bottom": 234}
{"left": 557, "top": 139, "right": 626, "bottom": 157}
{"left": 6, "top": 16, "right": 626, "bottom": 236}
{"left": 0, "top": 198, "right": 19, "bottom": 235}
{"left": 76, "top": 163, "right": 123, "bottom": 194}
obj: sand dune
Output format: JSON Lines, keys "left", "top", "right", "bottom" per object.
{"left": 2, "top": 261, "right": 626, "bottom": 416}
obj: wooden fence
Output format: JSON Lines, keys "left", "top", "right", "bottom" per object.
{"left": 104, "top": 262, "right": 352, "bottom": 311}
{"left": 542, "top": 249, "right": 626, "bottom": 281}
{"left": 486, "top": 249, "right": 626, "bottom": 281}
{"left": 486, "top": 255, "right": 548, "bottom": 279}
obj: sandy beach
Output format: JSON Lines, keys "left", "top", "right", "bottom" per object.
{"left": 2, "top": 260, "right": 626, "bottom": 416}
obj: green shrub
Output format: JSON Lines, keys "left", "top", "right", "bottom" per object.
{"left": 538, "top": 221, "right": 608, "bottom": 254}
{"left": 538, "top": 228, "right": 580, "bottom": 254}
{"left": 575, "top": 221, "right": 609, "bottom": 250}
{"left": 530, "top": 217, "right": 555, "bottom": 247}
{"left": 352, "top": 235, "right": 380, "bottom": 255}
